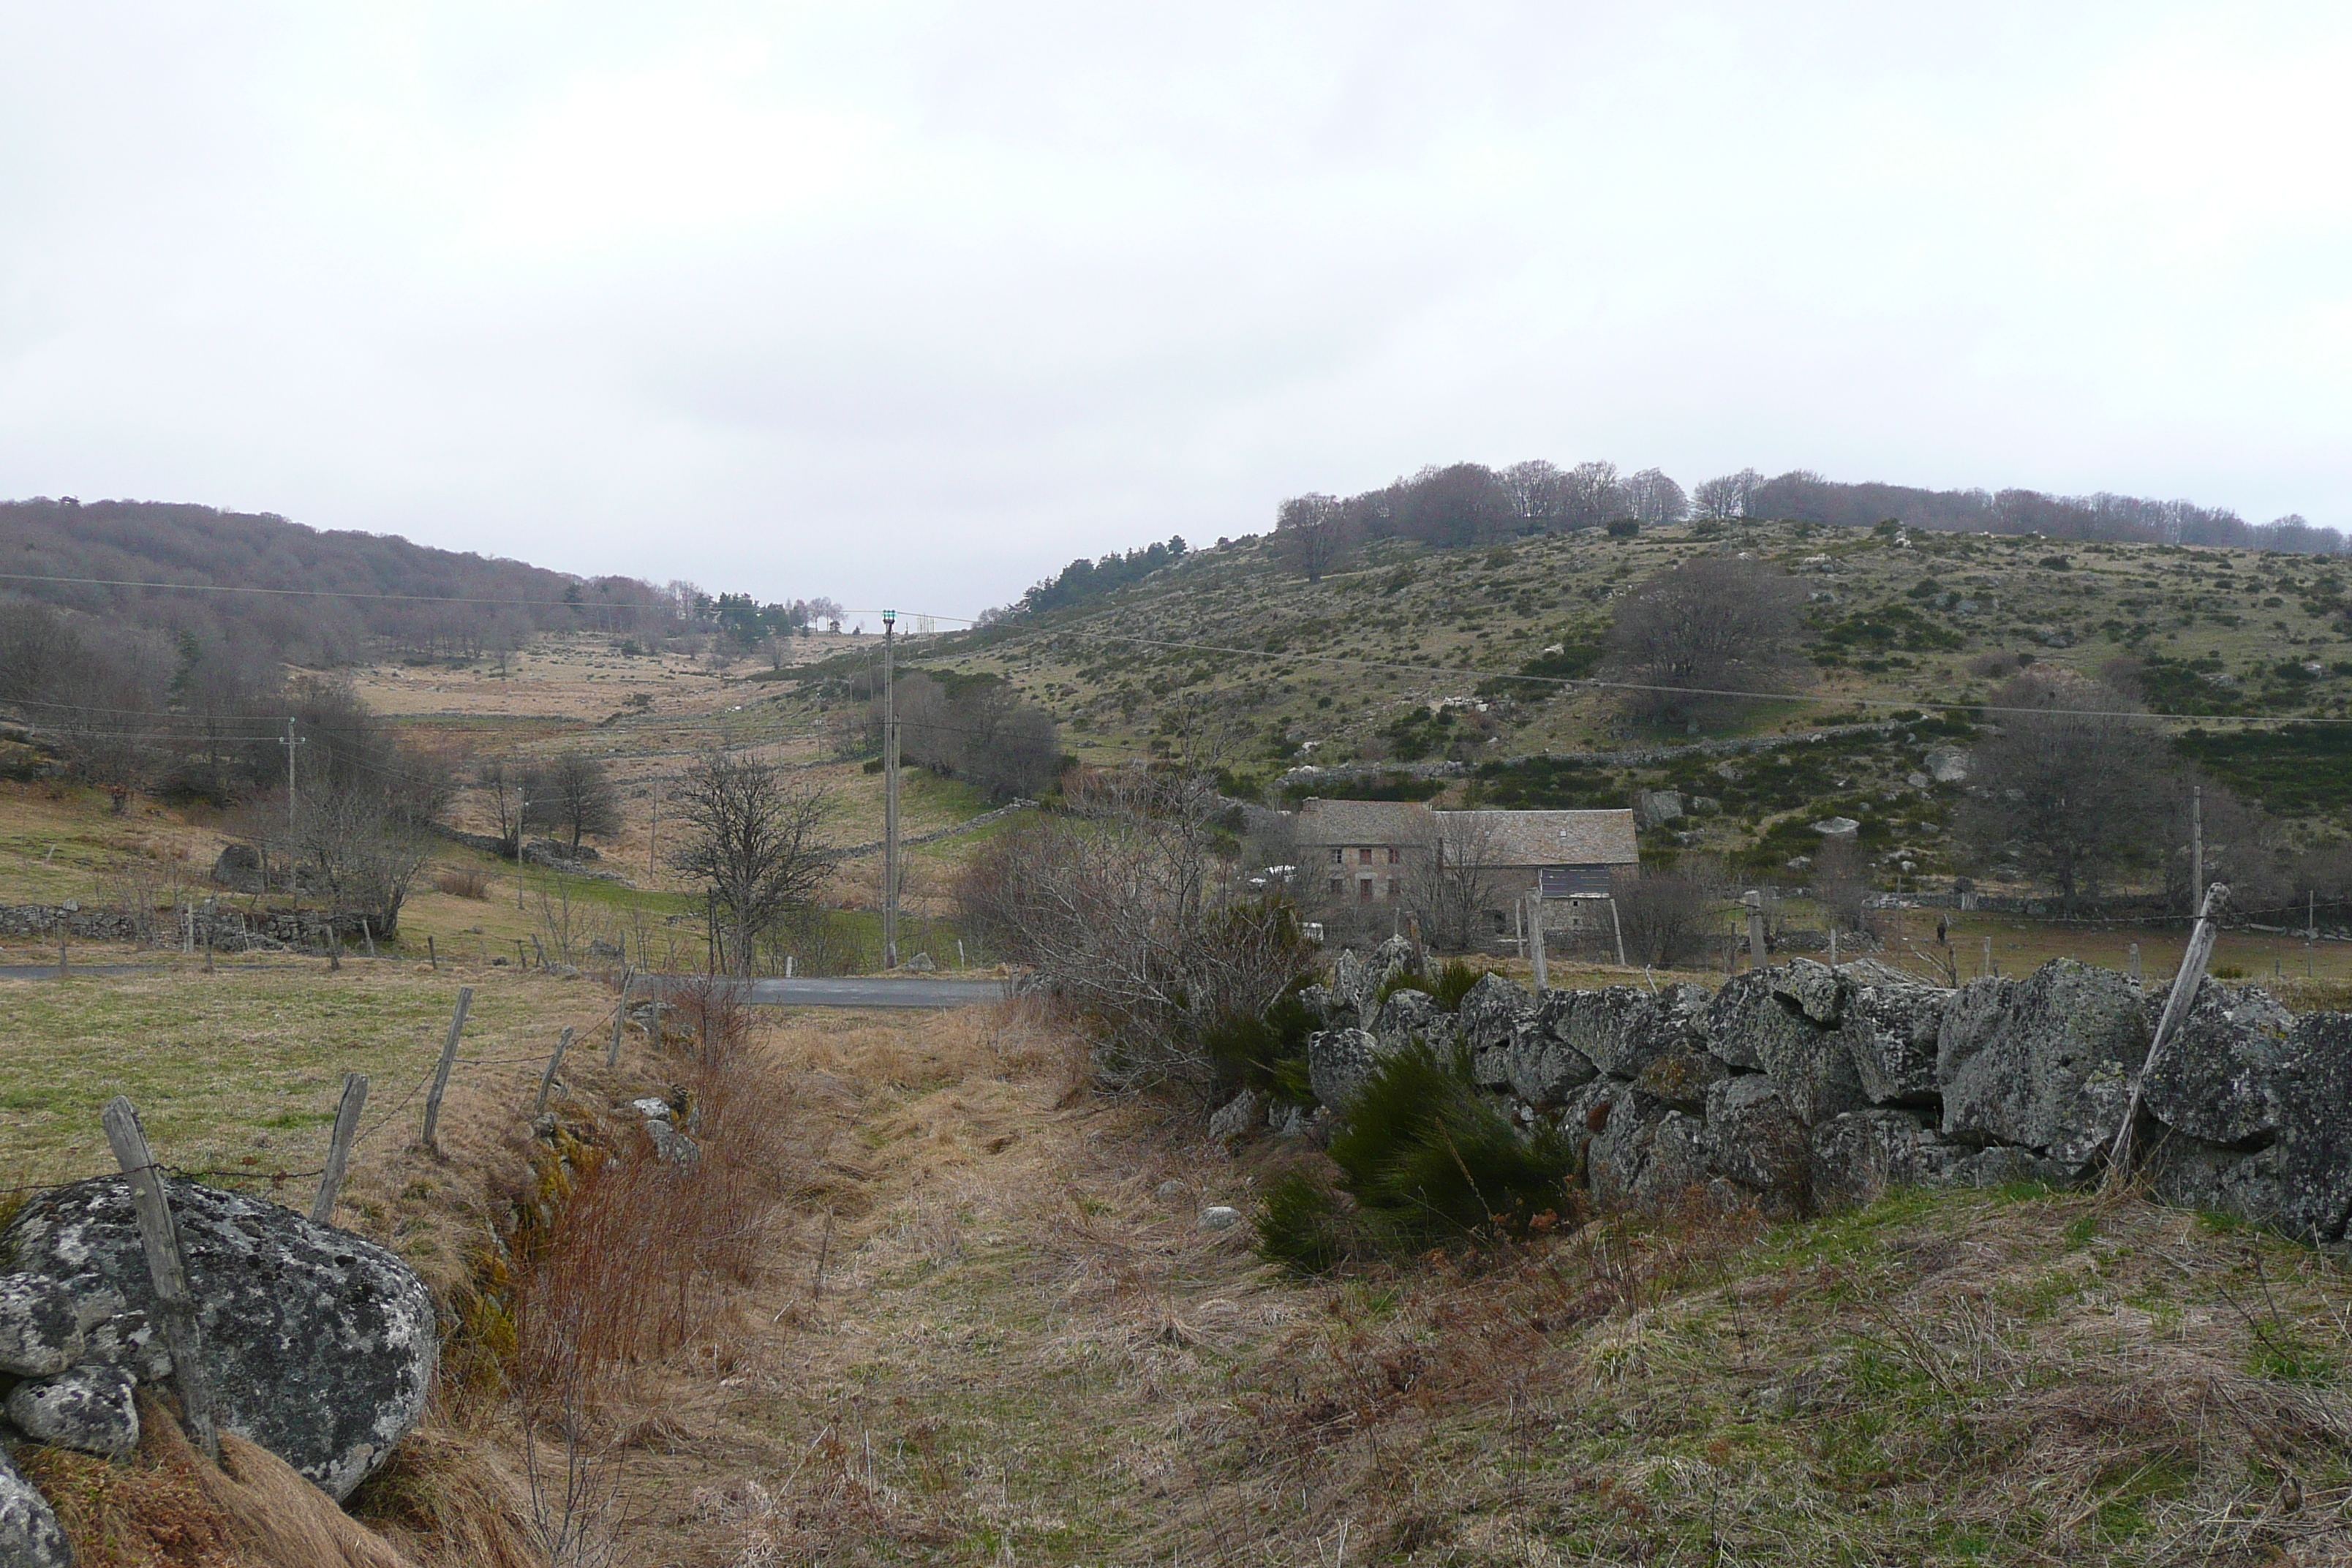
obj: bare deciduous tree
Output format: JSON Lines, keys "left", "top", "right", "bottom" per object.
{"left": 1959, "top": 673, "right": 2168, "bottom": 911}
{"left": 1613, "top": 857, "right": 1731, "bottom": 967}
{"left": 533, "top": 750, "right": 623, "bottom": 854}
{"left": 1558, "top": 461, "right": 1629, "bottom": 531}
{"left": 668, "top": 750, "right": 837, "bottom": 976}
{"left": 1692, "top": 469, "right": 1763, "bottom": 520}
{"left": 1601, "top": 556, "right": 1808, "bottom": 727}
{"left": 1275, "top": 492, "right": 1357, "bottom": 581}
{"left": 1410, "top": 812, "right": 1510, "bottom": 954}
{"left": 1623, "top": 468, "right": 1688, "bottom": 527}
{"left": 956, "top": 758, "right": 1315, "bottom": 1095}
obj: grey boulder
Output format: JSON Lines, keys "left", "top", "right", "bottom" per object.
{"left": 1705, "top": 966, "right": 1865, "bottom": 1126}
{"left": 1308, "top": 1028, "right": 1386, "bottom": 1112}
{"left": 2264, "top": 1011, "right": 2352, "bottom": 1243}
{"left": 0, "top": 1270, "right": 124, "bottom": 1378}
{"left": 1939, "top": 960, "right": 2146, "bottom": 1175}
{"left": 1840, "top": 981, "right": 1949, "bottom": 1106}
{"left": 1771, "top": 959, "right": 1847, "bottom": 1026}
{"left": 1809, "top": 1109, "right": 1963, "bottom": 1209}
{"left": 0, "top": 1447, "right": 71, "bottom": 1568}
{"left": 1507, "top": 996, "right": 1599, "bottom": 1106}
{"left": 1370, "top": 987, "right": 1441, "bottom": 1047}
{"left": 1563, "top": 984, "right": 1706, "bottom": 1079}
{"left": 8, "top": 1362, "right": 139, "bottom": 1458}
{"left": 2, "top": 1175, "right": 437, "bottom": 1501}
{"left": 1207, "top": 1088, "right": 1262, "bottom": 1146}
{"left": 1703, "top": 1075, "right": 1808, "bottom": 1198}
{"left": 2142, "top": 980, "right": 2293, "bottom": 1148}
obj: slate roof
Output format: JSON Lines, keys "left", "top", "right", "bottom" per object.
{"left": 1440, "top": 809, "right": 1640, "bottom": 867}
{"left": 1289, "top": 799, "right": 1637, "bottom": 867}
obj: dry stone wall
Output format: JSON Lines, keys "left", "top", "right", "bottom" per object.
{"left": 1294, "top": 941, "right": 2352, "bottom": 1240}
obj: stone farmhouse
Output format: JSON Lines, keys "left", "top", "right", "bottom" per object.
{"left": 1289, "top": 797, "right": 1640, "bottom": 935}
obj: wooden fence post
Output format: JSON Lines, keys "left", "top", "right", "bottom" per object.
{"left": 360, "top": 919, "right": 377, "bottom": 959}
{"left": 99, "top": 1096, "right": 220, "bottom": 1463}
{"left": 427, "top": 934, "right": 437, "bottom": 971}
{"left": 1744, "top": 891, "right": 1766, "bottom": 970}
{"left": 608, "top": 968, "right": 631, "bottom": 1068}
{"left": 309, "top": 1073, "right": 369, "bottom": 1225}
{"left": 1607, "top": 897, "right": 1627, "bottom": 968}
{"left": 419, "top": 987, "right": 474, "bottom": 1153}
{"left": 532, "top": 1028, "right": 575, "bottom": 1118}
{"left": 2108, "top": 883, "right": 2228, "bottom": 1186}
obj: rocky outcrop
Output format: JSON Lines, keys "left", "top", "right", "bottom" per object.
{"left": 1, "top": 1175, "right": 437, "bottom": 1501}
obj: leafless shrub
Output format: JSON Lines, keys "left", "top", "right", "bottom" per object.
{"left": 957, "top": 760, "right": 1316, "bottom": 1094}
{"left": 434, "top": 867, "right": 491, "bottom": 900}
{"left": 668, "top": 749, "right": 836, "bottom": 976}
{"left": 1612, "top": 856, "right": 1731, "bottom": 967}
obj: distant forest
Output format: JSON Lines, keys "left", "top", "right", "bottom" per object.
{"left": 1272, "top": 461, "right": 2344, "bottom": 559}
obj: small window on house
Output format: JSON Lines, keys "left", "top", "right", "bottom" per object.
{"left": 1330, "top": 848, "right": 1343, "bottom": 864}
{"left": 1358, "top": 847, "right": 1373, "bottom": 864}
{"left": 1358, "top": 878, "right": 1373, "bottom": 900}
{"left": 1387, "top": 847, "right": 1401, "bottom": 864}
{"left": 1327, "top": 876, "right": 1343, "bottom": 894}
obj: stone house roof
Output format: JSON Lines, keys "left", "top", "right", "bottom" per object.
{"left": 1289, "top": 799, "right": 1638, "bottom": 867}
{"left": 1445, "top": 808, "right": 1639, "bottom": 867}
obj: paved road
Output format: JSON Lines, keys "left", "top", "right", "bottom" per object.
{"left": 0, "top": 964, "right": 150, "bottom": 979}
{"left": 739, "top": 976, "right": 1009, "bottom": 1009}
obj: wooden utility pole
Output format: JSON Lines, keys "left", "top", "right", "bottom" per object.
{"left": 100, "top": 1096, "right": 219, "bottom": 1463}
{"left": 1527, "top": 892, "right": 1548, "bottom": 992}
{"left": 882, "top": 608, "right": 900, "bottom": 970}
{"left": 279, "top": 717, "right": 304, "bottom": 834}
{"left": 2108, "top": 883, "right": 2228, "bottom": 1183}
{"left": 310, "top": 1074, "right": 369, "bottom": 1224}
{"left": 648, "top": 780, "right": 659, "bottom": 880}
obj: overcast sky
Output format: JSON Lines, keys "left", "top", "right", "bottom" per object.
{"left": 3, "top": 2, "right": 2348, "bottom": 619}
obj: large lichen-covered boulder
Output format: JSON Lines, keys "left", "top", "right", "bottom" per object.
{"left": 0, "top": 1447, "right": 71, "bottom": 1568}
{"left": 1702, "top": 1074, "right": 1808, "bottom": 1199}
{"left": 2264, "top": 1012, "right": 2352, "bottom": 1243}
{"left": 1307, "top": 1028, "right": 1385, "bottom": 1112}
{"left": 1457, "top": 973, "right": 1531, "bottom": 1088}
{"left": 1564, "top": 984, "right": 1708, "bottom": 1079}
{"left": 1840, "top": 981, "right": 1950, "bottom": 1106}
{"left": 2142, "top": 980, "right": 2293, "bottom": 1148}
{"left": 1809, "top": 1109, "right": 1964, "bottom": 1209}
{"left": 1937, "top": 960, "right": 2146, "bottom": 1176}
{"left": 1770, "top": 959, "right": 1847, "bottom": 1026}
{"left": 1, "top": 1176, "right": 437, "bottom": 1501}
{"left": 1635, "top": 1048, "right": 1729, "bottom": 1114}
{"left": 1369, "top": 987, "right": 1441, "bottom": 1048}
{"left": 2146, "top": 1137, "right": 2285, "bottom": 1228}
{"left": 1702, "top": 965, "right": 1866, "bottom": 1126}
{"left": 1507, "top": 993, "right": 1599, "bottom": 1106}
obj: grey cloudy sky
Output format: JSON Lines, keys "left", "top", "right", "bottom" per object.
{"left": 3, "top": 2, "right": 2347, "bottom": 619}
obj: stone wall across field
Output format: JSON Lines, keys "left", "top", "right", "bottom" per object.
{"left": 1283, "top": 940, "right": 2352, "bottom": 1240}
{"left": 0, "top": 901, "right": 364, "bottom": 951}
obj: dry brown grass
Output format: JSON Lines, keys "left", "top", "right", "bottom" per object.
{"left": 431, "top": 867, "right": 490, "bottom": 900}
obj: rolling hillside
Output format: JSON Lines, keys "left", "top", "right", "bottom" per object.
{"left": 771, "top": 519, "right": 2352, "bottom": 883}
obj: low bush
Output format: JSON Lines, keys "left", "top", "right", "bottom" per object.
{"left": 1258, "top": 1041, "right": 1578, "bottom": 1272}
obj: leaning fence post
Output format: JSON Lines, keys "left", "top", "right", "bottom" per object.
{"left": 419, "top": 987, "right": 474, "bottom": 1153}
{"left": 426, "top": 934, "right": 437, "bottom": 971}
{"left": 310, "top": 1073, "right": 369, "bottom": 1225}
{"left": 360, "top": 918, "right": 377, "bottom": 959}
{"left": 99, "top": 1096, "right": 220, "bottom": 1463}
{"left": 2108, "top": 883, "right": 2228, "bottom": 1186}
{"left": 532, "top": 1028, "right": 576, "bottom": 1118}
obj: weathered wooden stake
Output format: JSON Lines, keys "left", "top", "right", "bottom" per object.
{"left": 100, "top": 1096, "right": 219, "bottom": 1463}
{"left": 515, "top": 938, "right": 527, "bottom": 970}
{"left": 1983, "top": 935, "right": 1993, "bottom": 978}
{"left": 310, "top": 1073, "right": 369, "bottom": 1225}
{"left": 1744, "top": 891, "right": 1766, "bottom": 970}
{"left": 58, "top": 935, "right": 67, "bottom": 974}
{"left": 2128, "top": 941, "right": 2141, "bottom": 984}
{"left": 426, "top": 934, "right": 437, "bottom": 971}
{"left": 2108, "top": 883, "right": 2228, "bottom": 1186}
{"left": 532, "top": 1027, "right": 575, "bottom": 1118}
{"left": 419, "top": 987, "right": 474, "bottom": 1153}
{"left": 203, "top": 926, "right": 214, "bottom": 974}
{"left": 531, "top": 935, "right": 547, "bottom": 968}
{"left": 608, "top": 968, "right": 631, "bottom": 1068}
{"left": 1828, "top": 927, "right": 1839, "bottom": 970}
{"left": 1607, "top": 897, "right": 1627, "bottom": 968}
{"left": 360, "top": 918, "right": 377, "bottom": 958}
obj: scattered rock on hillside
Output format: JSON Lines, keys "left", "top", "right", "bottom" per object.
{"left": 1208, "top": 1089, "right": 1262, "bottom": 1147}
{"left": 1, "top": 1175, "right": 437, "bottom": 1501}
